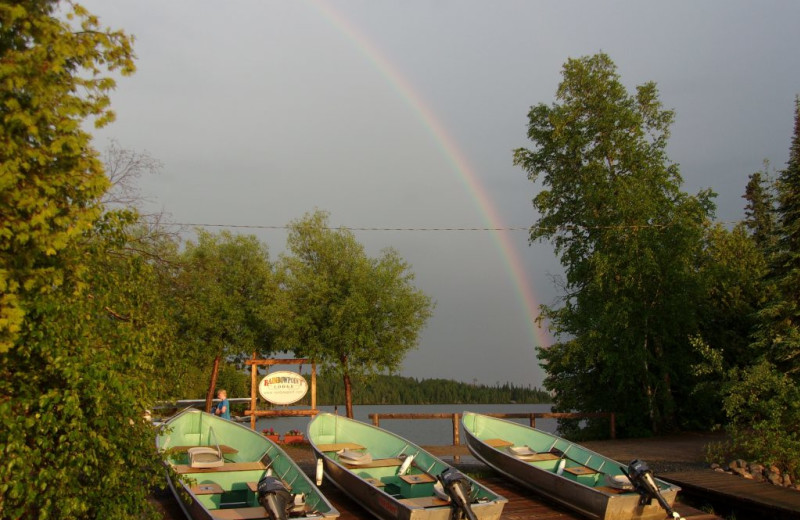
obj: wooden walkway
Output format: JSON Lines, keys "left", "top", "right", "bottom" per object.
{"left": 662, "top": 470, "right": 800, "bottom": 520}
{"left": 316, "top": 471, "right": 721, "bottom": 520}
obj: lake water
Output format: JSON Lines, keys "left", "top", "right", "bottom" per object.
{"left": 253, "top": 403, "right": 554, "bottom": 445}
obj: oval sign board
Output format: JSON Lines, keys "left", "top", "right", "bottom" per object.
{"left": 259, "top": 371, "right": 308, "bottom": 405}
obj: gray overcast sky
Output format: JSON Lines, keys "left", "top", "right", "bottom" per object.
{"left": 83, "top": 0, "right": 800, "bottom": 388}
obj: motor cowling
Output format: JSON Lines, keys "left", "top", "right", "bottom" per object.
{"left": 437, "top": 467, "right": 478, "bottom": 520}
{"left": 257, "top": 475, "right": 293, "bottom": 520}
{"left": 626, "top": 459, "right": 682, "bottom": 519}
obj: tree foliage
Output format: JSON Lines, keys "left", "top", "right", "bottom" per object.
{"left": 0, "top": 0, "right": 134, "bottom": 354}
{"left": 172, "top": 230, "right": 278, "bottom": 401}
{"left": 0, "top": 3, "right": 171, "bottom": 517}
{"left": 743, "top": 164, "right": 777, "bottom": 250}
{"left": 753, "top": 98, "right": 800, "bottom": 373}
{"left": 1, "top": 211, "right": 168, "bottom": 519}
{"left": 275, "top": 210, "right": 434, "bottom": 418}
{"left": 514, "top": 53, "right": 715, "bottom": 435}
{"left": 713, "top": 98, "right": 800, "bottom": 476}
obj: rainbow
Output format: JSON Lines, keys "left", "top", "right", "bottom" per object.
{"left": 309, "top": 1, "right": 550, "bottom": 352}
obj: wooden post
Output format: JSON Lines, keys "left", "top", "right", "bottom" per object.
{"left": 311, "top": 363, "right": 317, "bottom": 410}
{"left": 372, "top": 414, "right": 380, "bottom": 427}
{"left": 452, "top": 413, "right": 461, "bottom": 464}
{"left": 530, "top": 413, "right": 536, "bottom": 429}
{"left": 250, "top": 352, "right": 257, "bottom": 430}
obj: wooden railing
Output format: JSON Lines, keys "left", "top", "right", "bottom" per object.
{"left": 367, "top": 411, "right": 616, "bottom": 446}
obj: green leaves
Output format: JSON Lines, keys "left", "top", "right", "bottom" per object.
{"left": 1, "top": 0, "right": 134, "bottom": 353}
{"left": 275, "top": 210, "right": 434, "bottom": 417}
{"left": 517, "top": 53, "right": 716, "bottom": 435}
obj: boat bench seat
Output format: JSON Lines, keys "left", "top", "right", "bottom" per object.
{"left": 342, "top": 457, "right": 402, "bottom": 469}
{"left": 174, "top": 461, "right": 265, "bottom": 474}
{"left": 484, "top": 438, "right": 514, "bottom": 448}
{"left": 190, "top": 482, "right": 224, "bottom": 495}
{"left": 316, "top": 442, "right": 365, "bottom": 452}
{"left": 166, "top": 444, "right": 239, "bottom": 455}
{"left": 398, "top": 496, "right": 451, "bottom": 508}
{"left": 564, "top": 466, "right": 597, "bottom": 476}
{"left": 211, "top": 506, "right": 269, "bottom": 519}
{"left": 506, "top": 445, "right": 559, "bottom": 462}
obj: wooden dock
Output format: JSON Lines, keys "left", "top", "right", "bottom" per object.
{"left": 315, "top": 470, "right": 721, "bottom": 520}
{"left": 662, "top": 470, "right": 800, "bottom": 520}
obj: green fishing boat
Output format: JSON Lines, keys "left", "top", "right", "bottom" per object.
{"left": 156, "top": 408, "right": 339, "bottom": 520}
{"left": 462, "top": 412, "right": 683, "bottom": 520}
{"left": 308, "top": 413, "right": 507, "bottom": 520}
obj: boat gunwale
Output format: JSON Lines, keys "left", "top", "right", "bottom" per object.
{"left": 309, "top": 413, "right": 507, "bottom": 519}
{"left": 461, "top": 411, "right": 680, "bottom": 520}
{"left": 157, "top": 408, "right": 340, "bottom": 519}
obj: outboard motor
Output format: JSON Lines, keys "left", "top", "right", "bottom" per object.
{"left": 437, "top": 467, "right": 479, "bottom": 520}
{"left": 256, "top": 475, "right": 293, "bottom": 520}
{"left": 624, "top": 459, "right": 684, "bottom": 520}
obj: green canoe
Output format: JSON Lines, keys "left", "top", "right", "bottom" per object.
{"left": 462, "top": 412, "right": 683, "bottom": 520}
{"left": 156, "top": 408, "right": 339, "bottom": 520}
{"left": 308, "top": 413, "right": 507, "bottom": 520}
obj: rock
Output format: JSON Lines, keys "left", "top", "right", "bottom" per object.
{"left": 730, "top": 465, "right": 748, "bottom": 477}
{"left": 748, "top": 463, "right": 765, "bottom": 482}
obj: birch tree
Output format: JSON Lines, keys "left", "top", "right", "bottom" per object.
{"left": 514, "top": 53, "right": 714, "bottom": 435}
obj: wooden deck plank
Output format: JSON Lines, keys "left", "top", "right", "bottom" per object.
{"left": 662, "top": 470, "right": 800, "bottom": 519}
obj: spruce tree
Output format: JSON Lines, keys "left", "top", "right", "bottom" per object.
{"left": 758, "top": 98, "right": 800, "bottom": 372}
{"left": 743, "top": 167, "right": 776, "bottom": 249}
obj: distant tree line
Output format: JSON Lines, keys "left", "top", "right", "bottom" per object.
{"left": 288, "top": 374, "right": 552, "bottom": 406}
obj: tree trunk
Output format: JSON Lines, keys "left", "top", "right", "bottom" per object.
{"left": 343, "top": 371, "right": 354, "bottom": 418}
{"left": 205, "top": 354, "right": 221, "bottom": 413}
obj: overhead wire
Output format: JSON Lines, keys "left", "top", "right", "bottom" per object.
{"left": 159, "top": 221, "right": 741, "bottom": 233}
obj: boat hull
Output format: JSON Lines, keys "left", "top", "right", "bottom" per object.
{"left": 157, "top": 408, "right": 339, "bottom": 520}
{"left": 309, "top": 413, "right": 506, "bottom": 520}
{"left": 462, "top": 412, "right": 680, "bottom": 520}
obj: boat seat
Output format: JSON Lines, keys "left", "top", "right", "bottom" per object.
{"left": 344, "top": 457, "right": 403, "bottom": 469}
{"left": 317, "top": 442, "right": 365, "bottom": 452}
{"left": 337, "top": 448, "right": 373, "bottom": 465}
{"left": 604, "top": 473, "right": 633, "bottom": 490}
{"left": 564, "top": 465, "right": 597, "bottom": 476}
{"left": 211, "top": 506, "right": 269, "bottom": 519}
{"left": 188, "top": 446, "right": 224, "bottom": 468}
{"left": 484, "top": 438, "right": 514, "bottom": 448}
{"left": 174, "top": 461, "right": 265, "bottom": 474}
{"left": 398, "top": 496, "right": 451, "bottom": 508}
{"left": 190, "top": 482, "right": 224, "bottom": 495}
{"left": 507, "top": 445, "right": 560, "bottom": 462}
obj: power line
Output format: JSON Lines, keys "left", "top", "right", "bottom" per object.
{"left": 167, "top": 222, "right": 530, "bottom": 232}
{"left": 162, "top": 221, "right": 741, "bottom": 232}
